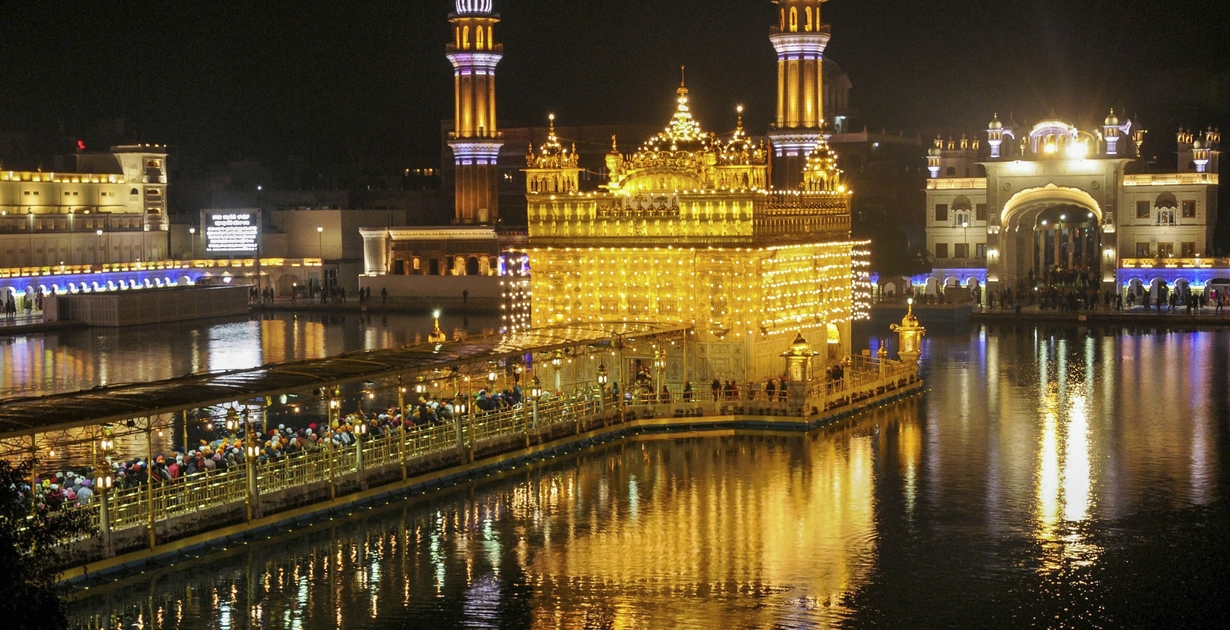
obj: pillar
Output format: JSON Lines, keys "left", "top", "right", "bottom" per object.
{"left": 146, "top": 422, "right": 156, "bottom": 550}
{"left": 1053, "top": 229, "right": 1061, "bottom": 270}
{"left": 1067, "top": 227, "right": 1076, "bottom": 268}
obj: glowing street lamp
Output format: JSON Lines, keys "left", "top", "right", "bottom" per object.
{"left": 890, "top": 298, "right": 927, "bottom": 366}
{"left": 428, "top": 309, "right": 446, "bottom": 343}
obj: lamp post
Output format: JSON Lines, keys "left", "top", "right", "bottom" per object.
{"left": 597, "top": 362, "right": 608, "bottom": 411}
{"left": 96, "top": 229, "right": 104, "bottom": 267}
{"left": 428, "top": 309, "right": 446, "bottom": 343}
{"left": 962, "top": 221, "right": 970, "bottom": 261}
{"left": 453, "top": 386, "right": 469, "bottom": 461}
{"left": 551, "top": 350, "right": 563, "bottom": 394}
{"left": 95, "top": 426, "right": 116, "bottom": 552}
{"left": 355, "top": 420, "right": 368, "bottom": 490}
{"left": 890, "top": 298, "right": 927, "bottom": 367}
{"left": 327, "top": 393, "right": 339, "bottom": 499}
{"left": 529, "top": 376, "right": 542, "bottom": 430}
{"left": 189, "top": 227, "right": 196, "bottom": 260}
{"left": 653, "top": 348, "right": 667, "bottom": 403}
{"left": 224, "top": 407, "right": 240, "bottom": 440}
{"left": 245, "top": 435, "right": 262, "bottom": 521}
{"left": 317, "top": 226, "right": 324, "bottom": 259}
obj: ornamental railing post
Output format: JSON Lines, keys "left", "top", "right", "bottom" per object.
{"left": 98, "top": 489, "right": 112, "bottom": 555}
{"left": 327, "top": 390, "right": 338, "bottom": 500}
{"left": 29, "top": 432, "right": 38, "bottom": 517}
{"left": 356, "top": 425, "right": 367, "bottom": 491}
{"left": 398, "top": 376, "right": 408, "bottom": 481}
{"left": 521, "top": 404, "right": 530, "bottom": 448}
{"left": 244, "top": 404, "right": 261, "bottom": 521}
{"left": 145, "top": 419, "right": 156, "bottom": 549}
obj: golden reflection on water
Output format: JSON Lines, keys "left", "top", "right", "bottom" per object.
{"left": 514, "top": 433, "right": 878, "bottom": 628}
{"left": 1034, "top": 335, "right": 1101, "bottom": 574}
{"left": 0, "top": 313, "right": 499, "bottom": 400}
{"left": 68, "top": 409, "right": 901, "bottom": 630}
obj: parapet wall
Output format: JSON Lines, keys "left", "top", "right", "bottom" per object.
{"left": 44, "top": 285, "right": 250, "bottom": 327}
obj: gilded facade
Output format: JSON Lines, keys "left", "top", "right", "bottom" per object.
{"left": 521, "top": 3, "right": 868, "bottom": 385}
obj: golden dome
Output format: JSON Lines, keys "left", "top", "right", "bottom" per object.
{"left": 526, "top": 114, "right": 578, "bottom": 169}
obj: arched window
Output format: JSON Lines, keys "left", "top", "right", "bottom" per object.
{"left": 780, "top": 8, "right": 786, "bottom": 31}
{"left": 462, "top": 26, "right": 470, "bottom": 49}
{"left": 487, "top": 26, "right": 493, "bottom": 50}
{"left": 476, "top": 26, "right": 484, "bottom": 49}
{"left": 790, "top": 7, "right": 798, "bottom": 31}
{"left": 945, "top": 166, "right": 956, "bottom": 177}
{"left": 1154, "top": 192, "right": 1178, "bottom": 209}
{"left": 805, "top": 6, "right": 812, "bottom": 31}
{"left": 466, "top": 257, "right": 480, "bottom": 276}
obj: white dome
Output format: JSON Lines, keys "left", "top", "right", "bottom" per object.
{"left": 456, "top": 0, "right": 493, "bottom": 15}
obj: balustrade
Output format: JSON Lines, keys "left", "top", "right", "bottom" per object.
{"left": 50, "top": 363, "right": 916, "bottom": 545}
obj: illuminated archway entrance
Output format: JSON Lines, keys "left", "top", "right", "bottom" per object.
{"left": 995, "top": 184, "right": 1111, "bottom": 291}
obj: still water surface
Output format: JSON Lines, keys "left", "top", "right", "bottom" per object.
{"left": 0, "top": 312, "right": 500, "bottom": 399}
{"left": 65, "top": 325, "right": 1230, "bottom": 628}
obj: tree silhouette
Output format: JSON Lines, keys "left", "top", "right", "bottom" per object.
{"left": 0, "top": 458, "right": 95, "bottom": 629}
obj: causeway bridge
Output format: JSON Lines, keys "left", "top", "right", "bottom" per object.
{"left": 0, "top": 322, "right": 922, "bottom": 583}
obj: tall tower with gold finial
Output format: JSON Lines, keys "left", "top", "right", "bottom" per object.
{"left": 768, "top": 0, "right": 831, "bottom": 190}
{"left": 447, "top": 0, "right": 504, "bottom": 225}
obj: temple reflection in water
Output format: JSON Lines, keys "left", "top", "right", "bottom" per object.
{"left": 65, "top": 326, "right": 1229, "bottom": 629}
{"left": 68, "top": 405, "right": 898, "bottom": 629}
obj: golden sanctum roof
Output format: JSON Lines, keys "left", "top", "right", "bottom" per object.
{"left": 622, "top": 84, "right": 767, "bottom": 173}
{"left": 640, "top": 84, "right": 715, "bottom": 153}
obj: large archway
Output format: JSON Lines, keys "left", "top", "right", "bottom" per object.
{"left": 997, "top": 185, "right": 1108, "bottom": 291}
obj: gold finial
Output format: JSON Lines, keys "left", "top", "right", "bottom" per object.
{"left": 736, "top": 105, "right": 744, "bottom": 133}
{"left": 680, "top": 65, "right": 686, "bottom": 88}
{"left": 548, "top": 113, "right": 555, "bottom": 135}
{"left": 611, "top": 134, "right": 618, "bottom": 152}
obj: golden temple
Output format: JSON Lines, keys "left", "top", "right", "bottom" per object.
{"left": 515, "top": 1, "right": 870, "bottom": 384}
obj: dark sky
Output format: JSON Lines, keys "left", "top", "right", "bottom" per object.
{"left": 2, "top": 0, "right": 1227, "bottom": 167}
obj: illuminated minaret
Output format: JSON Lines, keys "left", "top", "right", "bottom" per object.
{"left": 447, "top": 0, "right": 504, "bottom": 225}
{"left": 768, "top": 0, "right": 831, "bottom": 189}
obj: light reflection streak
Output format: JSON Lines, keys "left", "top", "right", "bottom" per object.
{"left": 1064, "top": 397, "right": 1091, "bottom": 524}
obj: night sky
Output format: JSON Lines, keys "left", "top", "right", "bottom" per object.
{"left": 2, "top": 0, "right": 1227, "bottom": 167}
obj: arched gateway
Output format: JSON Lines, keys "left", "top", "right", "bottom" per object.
{"left": 991, "top": 184, "right": 1115, "bottom": 292}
